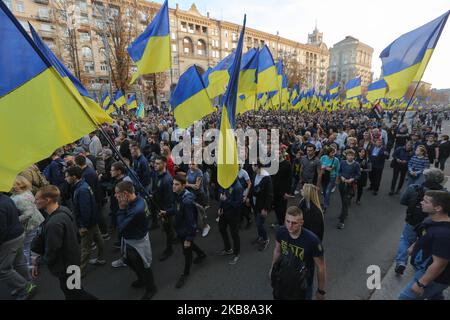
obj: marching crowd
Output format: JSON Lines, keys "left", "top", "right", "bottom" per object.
{"left": 1, "top": 105, "right": 450, "bottom": 300}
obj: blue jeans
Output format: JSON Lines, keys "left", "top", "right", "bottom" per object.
{"left": 398, "top": 269, "right": 449, "bottom": 300}
{"left": 23, "top": 228, "right": 38, "bottom": 269}
{"left": 322, "top": 179, "right": 336, "bottom": 209}
{"left": 291, "top": 177, "right": 300, "bottom": 194}
{"left": 395, "top": 223, "right": 417, "bottom": 267}
{"left": 407, "top": 174, "right": 424, "bottom": 186}
{"left": 255, "top": 212, "right": 268, "bottom": 241}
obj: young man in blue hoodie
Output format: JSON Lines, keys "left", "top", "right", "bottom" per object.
{"left": 160, "top": 174, "right": 206, "bottom": 289}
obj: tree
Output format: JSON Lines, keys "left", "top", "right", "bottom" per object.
{"left": 283, "top": 56, "right": 309, "bottom": 90}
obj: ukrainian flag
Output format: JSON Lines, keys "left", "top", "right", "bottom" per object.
{"left": 170, "top": 65, "right": 214, "bottom": 129}
{"left": 218, "top": 15, "right": 246, "bottom": 189}
{"left": 380, "top": 11, "right": 449, "bottom": 99}
{"left": 114, "top": 90, "right": 127, "bottom": 107}
{"left": 346, "top": 77, "right": 362, "bottom": 100}
{"left": 127, "top": 94, "right": 138, "bottom": 110}
{"left": 0, "top": 2, "right": 97, "bottom": 191}
{"left": 238, "top": 48, "right": 258, "bottom": 95}
{"left": 30, "top": 25, "right": 112, "bottom": 125}
{"left": 329, "top": 82, "right": 339, "bottom": 96}
{"left": 128, "top": 0, "right": 171, "bottom": 83}
{"left": 237, "top": 94, "right": 256, "bottom": 115}
{"left": 256, "top": 45, "right": 278, "bottom": 93}
{"left": 101, "top": 91, "right": 111, "bottom": 109}
{"left": 280, "top": 75, "right": 289, "bottom": 110}
{"left": 136, "top": 102, "right": 145, "bottom": 118}
{"left": 366, "top": 79, "right": 387, "bottom": 102}
{"left": 203, "top": 52, "right": 235, "bottom": 98}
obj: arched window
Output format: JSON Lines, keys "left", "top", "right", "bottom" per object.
{"left": 183, "top": 37, "right": 193, "bottom": 55}
{"left": 82, "top": 46, "right": 92, "bottom": 59}
{"left": 197, "top": 39, "right": 206, "bottom": 56}
{"left": 99, "top": 47, "right": 106, "bottom": 57}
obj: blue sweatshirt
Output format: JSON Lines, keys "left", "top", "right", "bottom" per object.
{"left": 219, "top": 180, "right": 243, "bottom": 215}
{"left": 167, "top": 190, "right": 197, "bottom": 241}
{"left": 339, "top": 160, "right": 361, "bottom": 181}
{"left": 72, "top": 180, "right": 98, "bottom": 228}
{"left": 116, "top": 196, "right": 149, "bottom": 240}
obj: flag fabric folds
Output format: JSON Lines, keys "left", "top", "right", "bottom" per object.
{"left": 170, "top": 65, "right": 214, "bottom": 129}
{"left": 128, "top": 0, "right": 171, "bottom": 83}
{"left": 114, "top": 90, "right": 127, "bottom": 107}
{"left": 329, "top": 82, "right": 339, "bottom": 96}
{"left": 238, "top": 48, "right": 258, "bottom": 95}
{"left": 256, "top": 45, "right": 278, "bottom": 93}
{"left": 380, "top": 11, "right": 449, "bottom": 98}
{"left": 136, "top": 102, "right": 145, "bottom": 118}
{"left": 101, "top": 91, "right": 111, "bottom": 109}
{"left": 203, "top": 52, "right": 235, "bottom": 99}
{"left": 30, "top": 25, "right": 112, "bottom": 125}
{"left": 346, "top": 77, "right": 362, "bottom": 100}
{"left": 127, "top": 94, "right": 138, "bottom": 110}
{"left": 217, "top": 15, "right": 246, "bottom": 189}
{"left": 366, "top": 79, "right": 387, "bottom": 102}
{"left": 0, "top": 2, "right": 97, "bottom": 191}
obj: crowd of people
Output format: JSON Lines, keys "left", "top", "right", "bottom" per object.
{"left": 1, "top": 104, "right": 449, "bottom": 300}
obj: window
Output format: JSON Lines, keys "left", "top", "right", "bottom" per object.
{"left": 80, "top": 15, "right": 89, "bottom": 25}
{"left": 40, "top": 23, "right": 52, "bottom": 32}
{"left": 197, "top": 40, "right": 206, "bottom": 56}
{"left": 44, "top": 40, "right": 55, "bottom": 49}
{"left": 16, "top": 1, "right": 24, "bottom": 13}
{"left": 202, "top": 26, "right": 207, "bottom": 34}
{"left": 170, "top": 19, "right": 176, "bottom": 27}
{"left": 172, "top": 44, "right": 177, "bottom": 52}
{"left": 4, "top": 0, "right": 12, "bottom": 10}
{"left": 183, "top": 37, "right": 193, "bottom": 55}
{"left": 79, "top": 31, "right": 90, "bottom": 41}
{"left": 232, "top": 42, "right": 237, "bottom": 49}
{"left": 188, "top": 24, "right": 194, "bottom": 34}
{"left": 19, "top": 20, "right": 30, "bottom": 31}
{"left": 224, "top": 31, "right": 228, "bottom": 38}
{"left": 232, "top": 33, "right": 237, "bottom": 41}
{"left": 100, "top": 63, "right": 108, "bottom": 71}
{"left": 225, "top": 41, "right": 229, "bottom": 49}
{"left": 99, "top": 48, "right": 106, "bottom": 57}
{"left": 78, "top": 0, "right": 87, "bottom": 12}
{"left": 82, "top": 47, "right": 92, "bottom": 59}
{"left": 84, "top": 62, "right": 94, "bottom": 73}
{"left": 171, "top": 32, "right": 176, "bottom": 40}
{"left": 181, "top": 22, "right": 187, "bottom": 32}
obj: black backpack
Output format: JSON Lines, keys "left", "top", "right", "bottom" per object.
{"left": 406, "top": 185, "right": 427, "bottom": 227}
{"left": 271, "top": 251, "right": 310, "bottom": 300}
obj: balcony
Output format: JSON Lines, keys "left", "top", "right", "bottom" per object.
{"left": 36, "top": 14, "right": 51, "bottom": 22}
{"left": 34, "top": 0, "right": 49, "bottom": 4}
{"left": 39, "top": 30, "right": 55, "bottom": 38}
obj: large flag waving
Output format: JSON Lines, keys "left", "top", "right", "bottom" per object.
{"left": 170, "top": 65, "right": 214, "bottom": 129}
{"left": 256, "top": 45, "right": 278, "bottom": 93}
{"left": 366, "top": 79, "right": 387, "bottom": 102}
{"left": 127, "top": 94, "right": 138, "bottom": 110}
{"left": 203, "top": 52, "right": 235, "bottom": 98}
{"left": 0, "top": 2, "right": 97, "bottom": 191}
{"left": 380, "top": 11, "right": 449, "bottom": 98}
{"left": 30, "top": 25, "right": 112, "bottom": 125}
{"left": 217, "top": 15, "right": 246, "bottom": 188}
{"left": 346, "top": 77, "right": 362, "bottom": 100}
{"left": 128, "top": 0, "right": 171, "bottom": 83}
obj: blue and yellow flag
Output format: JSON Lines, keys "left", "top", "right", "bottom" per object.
{"left": 170, "top": 65, "right": 214, "bottom": 129}
{"left": 346, "top": 77, "right": 362, "bottom": 100}
{"left": 203, "top": 52, "right": 235, "bottom": 98}
{"left": 218, "top": 15, "right": 246, "bottom": 189}
{"left": 380, "top": 11, "right": 449, "bottom": 98}
{"left": 136, "top": 102, "right": 145, "bottom": 118}
{"left": 329, "top": 82, "right": 339, "bottom": 96}
{"left": 30, "top": 25, "right": 112, "bottom": 125}
{"left": 256, "top": 45, "right": 278, "bottom": 93}
{"left": 101, "top": 91, "right": 111, "bottom": 109}
{"left": 128, "top": 0, "right": 171, "bottom": 83}
{"left": 238, "top": 48, "right": 258, "bottom": 94}
{"left": 366, "top": 79, "right": 387, "bottom": 102}
{"left": 114, "top": 90, "right": 127, "bottom": 107}
{"left": 0, "top": 2, "right": 97, "bottom": 191}
{"left": 127, "top": 94, "right": 138, "bottom": 110}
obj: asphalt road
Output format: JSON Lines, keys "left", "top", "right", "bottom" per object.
{"left": 1, "top": 121, "right": 449, "bottom": 300}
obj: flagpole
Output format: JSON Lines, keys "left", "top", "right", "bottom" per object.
{"left": 399, "top": 81, "right": 422, "bottom": 125}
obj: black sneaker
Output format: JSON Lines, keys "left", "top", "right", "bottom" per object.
{"left": 141, "top": 287, "right": 157, "bottom": 300}
{"left": 395, "top": 265, "right": 406, "bottom": 275}
{"left": 337, "top": 222, "right": 345, "bottom": 230}
{"left": 193, "top": 254, "right": 207, "bottom": 264}
{"left": 131, "top": 279, "right": 146, "bottom": 288}
{"left": 159, "top": 249, "right": 173, "bottom": 262}
{"left": 175, "top": 275, "right": 187, "bottom": 289}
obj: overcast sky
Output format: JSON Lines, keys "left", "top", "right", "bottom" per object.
{"left": 157, "top": 0, "right": 450, "bottom": 89}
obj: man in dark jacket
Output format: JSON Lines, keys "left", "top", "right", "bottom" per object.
{"left": 272, "top": 148, "right": 292, "bottom": 227}
{"left": 115, "top": 181, "right": 157, "bottom": 300}
{"left": 0, "top": 193, "right": 36, "bottom": 300}
{"left": 32, "top": 186, "right": 96, "bottom": 300}
{"left": 218, "top": 178, "right": 243, "bottom": 265}
{"left": 160, "top": 174, "right": 206, "bottom": 289}
{"left": 130, "top": 143, "right": 152, "bottom": 190}
{"left": 65, "top": 166, "right": 105, "bottom": 276}
{"left": 368, "top": 139, "right": 386, "bottom": 195}
{"left": 44, "top": 150, "right": 66, "bottom": 190}
{"left": 394, "top": 168, "right": 446, "bottom": 275}
{"left": 389, "top": 141, "right": 413, "bottom": 195}
{"left": 152, "top": 156, "right": 175, "bottom": 262}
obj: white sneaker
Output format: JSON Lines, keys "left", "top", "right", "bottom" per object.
{"left": 202, "top": 224, "right": 211, "bottom": 237}
{"left": 229, "top": 255, "right": 240, "bottom": 265}
{"left": 111, "top": 258, "right": 127, "bottom": 268}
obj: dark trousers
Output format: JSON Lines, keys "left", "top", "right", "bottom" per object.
{"left": 219, "top": 214, "right": 240, "bottom": 256}
{"left": 370, "top": 167, "right": 384, "bottom": 192}
{"left": 391, "top": 165, "right": 408, "bottom": 192}
{"left": 58, "top": 275, "right": 97, "bottom": 300}
{"left": 291, "top": 176, "right": 300, "bottom": 194}
{"left": 339, "top": 183, "right": 354, "bottom": 223}
{"left": 162, "top": 216, "right": 175, "bottom": 252}
{"left": 124, "top": 245, "right": 156, "bottom": 293}
{"left": 436, "top": 157, "right": 448, "bottom": 171}
{"left": 97, "top": 202, "right": 108, "bottom": 235}
{"left": 240, "top": 202, "right": 252, "bottom": 225}
{"left": 274, "top": 194, "right": 288, "bottom": 226}
{"left": 182, "top": 240, "right": 205, "bottom": 276}
{"left": 356, "top": 176, "right": 365, "bottom": 202}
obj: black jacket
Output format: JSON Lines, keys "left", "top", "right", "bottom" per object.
{"left": 249, "top": 173, "right": 273, "bottom": 213}
{"left": 32, "top": 206, "right": 80, "bottom": 277}
{"left": 72, "top": 180, "right": 98, "bottom": 228}
{"left": 167, "top": 190, "right": 197, "bottom": 241}
{"left": 0, "top": 194, "right": 24, "bottom": 245}
{"left": 272, "top": 159, "right": 292, "bottom": 197}
{"left": 299, "top": 198, "right": 324, "bottom": 241}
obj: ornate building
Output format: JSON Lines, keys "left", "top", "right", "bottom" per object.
{"left": 9, "top": 0, "right": 330, "bottom": 101}
{"left": 328, "top": 36, "right": 374, "bottom": 93}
